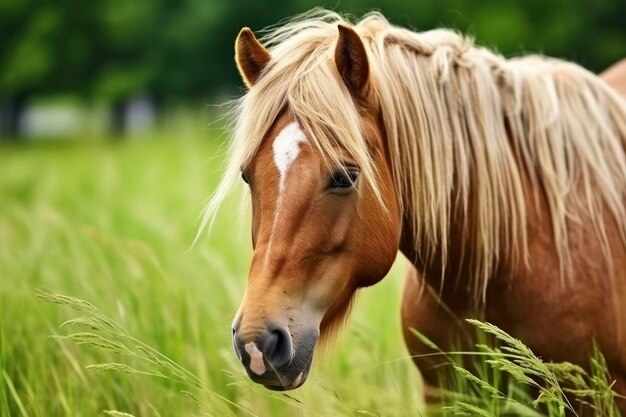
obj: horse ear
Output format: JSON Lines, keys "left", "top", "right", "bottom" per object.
{"left": 235, "top": 27, "right": 271, "bottom": 88}
{"left": 334, "top": 24, "right": 369, "bottom": 94}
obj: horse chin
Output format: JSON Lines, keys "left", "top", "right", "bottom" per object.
{"left": 248, "top": 359, "right": 312, "bottom": 391}
{"left": 263, "top": 371, "right": 308, "bottom": 391}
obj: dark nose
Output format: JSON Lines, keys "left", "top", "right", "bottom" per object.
{"left": 233, "top": 324, "right": 293, "bottom": 374}
{"left": 262, "top": 325, "right": 292, "bottom": 368}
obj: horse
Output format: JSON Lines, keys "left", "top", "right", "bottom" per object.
{"left": 205, "top": 10, "right": 626, "bottom": 412}
{"left": 603, "top": 58, "right": 626, "bottom": 98}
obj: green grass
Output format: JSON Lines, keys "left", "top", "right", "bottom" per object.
{"left": 0, "top": 124, "right": 421, "bottom": 416}
{"left": 425, "top": 321, "right": 620, "bottom": 417}
{"left": 1, "top": 120, "right": 619, "bottom": 416}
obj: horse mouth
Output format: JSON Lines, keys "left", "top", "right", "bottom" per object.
{"left": 262, "top": 371, "right": 307, "bottom": 391}
{"left": 248, "top": 365, "right": 309, "bottom": 391}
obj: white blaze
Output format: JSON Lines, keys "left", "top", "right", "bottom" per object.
{"left": 264, "top": 121, "right": 306, "bottom": 265}
{"left": 244, "top": 342, "right": 266, "bottom": 375}
{"left": 272, "top": 122, "right": 306, "bottom": 192}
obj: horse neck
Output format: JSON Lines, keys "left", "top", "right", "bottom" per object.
{"left": 398, "top": 200, "right": 486, "bottom": 308}
{"left": 394, "top": 136, "right": 522, "bottom": 309}
{"left": 394, "top": 127, "right": 545, "bottom": 309}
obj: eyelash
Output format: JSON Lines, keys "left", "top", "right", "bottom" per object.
{"left": 328, "top": 169, "right": 359, "bottom": 188}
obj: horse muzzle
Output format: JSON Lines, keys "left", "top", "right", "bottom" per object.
{"left": 232, "top": 321, "right": 319, "bottom": 390}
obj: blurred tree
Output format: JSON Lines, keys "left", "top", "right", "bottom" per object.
{"left": 0, "top": 0, "right": 105, "bottom": 137}
{"left": 0, "top": 0, "right": 54, "bottom": 138}
{"left": 0, "top": 0, "right": 623, "bottom": 138}
{"left": 93, "top": 0, "right": 159, "bottom": 132}
{"left": 145, "top": 0, "right": 300, "bottom": 98}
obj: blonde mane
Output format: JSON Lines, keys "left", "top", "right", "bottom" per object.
{"left": 204, "top": 10, "right": 626, "bottom": 302}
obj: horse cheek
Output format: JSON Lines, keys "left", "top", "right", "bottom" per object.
{"left": 355, "top": 209, "right": 401, "bottom": 287}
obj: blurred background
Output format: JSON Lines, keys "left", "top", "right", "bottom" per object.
{"left": 1, "top": 1, "right": 625, "bottom": 416}
{"left": 1, "top": 0, "right": 624, "bottom": 140}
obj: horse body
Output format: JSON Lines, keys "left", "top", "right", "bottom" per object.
{"left": 208, "top": 10, "right": 626, "bottom": 413}
{"left": 401, "top": 170, "right": 626, "bottom": 406}
{"left": 603, "top": 59, "right": 626, "bottom": 98}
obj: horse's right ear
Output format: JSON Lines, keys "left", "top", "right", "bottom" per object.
{"left": 235, "top": 27, "right": 271, "bottom": 88}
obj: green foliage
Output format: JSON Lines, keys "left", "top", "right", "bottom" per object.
{"left": 34, "top": 290, "right": 623, "bottom": 416}
{"left": 415, "top": 320, "right": 621, "bottom": 417}
{"left": 1, "top": 1, "right": 624, "bottom": 100}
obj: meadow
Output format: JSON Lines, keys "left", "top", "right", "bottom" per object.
{"left": 1, "top": 113, "right": 619, "bottom": 417}
{"left": 0, "top": 114, "right": 422, "bottom": 417}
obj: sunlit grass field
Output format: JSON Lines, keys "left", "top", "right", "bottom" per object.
{"left": 2, "top": 114, "right": 620, "bottom": 417}
{"left": 0, "top": 117, "right": 422, "bottom": 416}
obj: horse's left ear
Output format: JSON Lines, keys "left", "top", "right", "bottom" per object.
{"left": 334, "top": 24, "right": 369, "bottom": 94}
{"left": 235, "top": 27, "right": 271, "bottom": 88}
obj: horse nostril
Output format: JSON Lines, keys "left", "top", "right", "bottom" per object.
{"left": 232, "top": 329, "right": 243, "bottom": 361}
{"left": 263, "top": 325, "right": 292, "bottom": 369}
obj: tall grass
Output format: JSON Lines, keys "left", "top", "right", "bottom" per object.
{"left": 1, "top": 117, "right": 620, "bottom": 416}
{"left": 430, "top": 320, "right": 620, "bottom": 417}
{"left": 35, "top": 284, "right": 621, "bottom": 417}
{"left": 0, "top": 121, "right": 419, "bottom": 416}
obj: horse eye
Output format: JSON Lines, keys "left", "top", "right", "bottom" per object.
{"left": 328, "top": 169, "right": 359, "bottom": 189}
{"left": 241, "top": 171, "right": 249, "bottom": 184}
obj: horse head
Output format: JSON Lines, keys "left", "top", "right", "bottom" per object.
{"left": 229, "top": 24, "right": 401, "bottom": 390}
